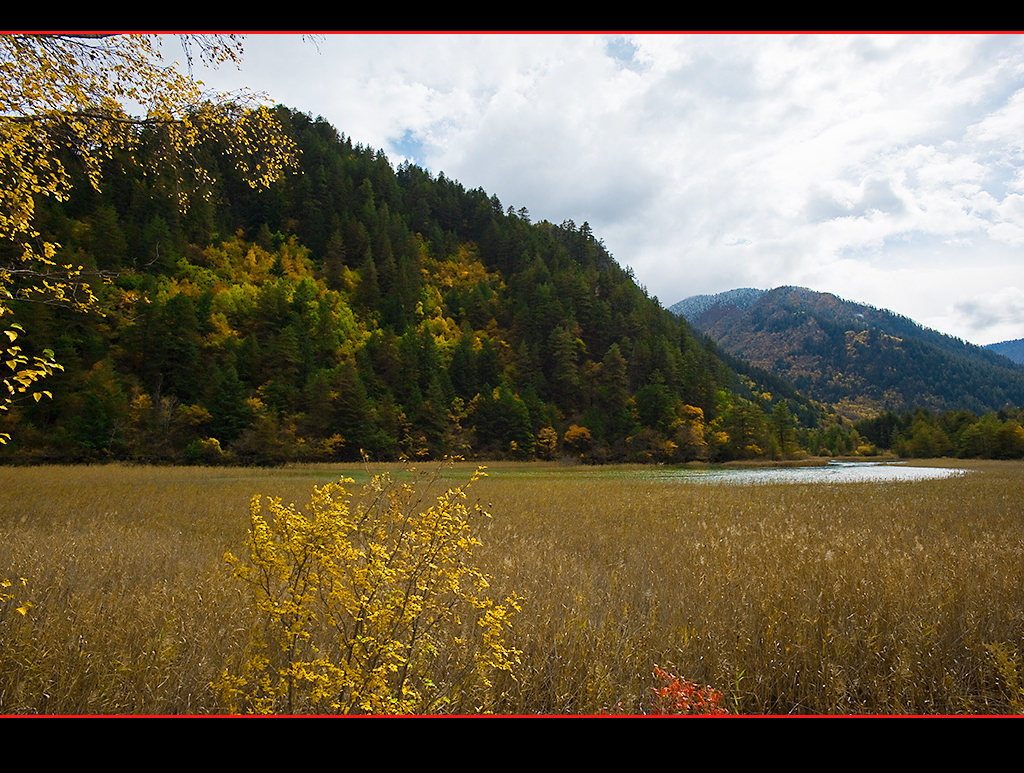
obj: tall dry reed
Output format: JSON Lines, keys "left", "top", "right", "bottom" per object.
{"left": 1, "top": 461, "right": 1022, "bottom": 714}
{"left": 468, "top": 461, "right": 1024, "bottom": 713}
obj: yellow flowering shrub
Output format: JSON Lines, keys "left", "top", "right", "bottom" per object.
{"left": 215, "top": 466, "right": 520, "bottom": 714}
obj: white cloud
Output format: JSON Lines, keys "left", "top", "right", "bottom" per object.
{"left": 951, "top": 286, "right": 1024, "bottom": 344}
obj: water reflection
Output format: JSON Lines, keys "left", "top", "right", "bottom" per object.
{"left": 661, "top": 461, "right": 971, "bottom": 485}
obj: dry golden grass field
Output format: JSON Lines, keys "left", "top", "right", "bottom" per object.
{"left": 2, "top": 459, "right": 1023, "bottom": 714}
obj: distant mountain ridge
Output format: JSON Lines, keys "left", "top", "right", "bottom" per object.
{"left": 670, "top": 288, "right": 765, "bottom": 320}
{"left": 985, "top": 338, "right": 1024, "bottom": 366}
{"left": 672, "top": 286, "right": 1024, "bottom": 419}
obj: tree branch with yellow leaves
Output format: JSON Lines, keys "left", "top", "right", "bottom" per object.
{"left": 0, "top": 33, "right": 298, "bottom": 434}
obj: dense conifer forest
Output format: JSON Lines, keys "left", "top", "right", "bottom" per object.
{"left": 0, "top": 108, "right": 778, "bottom": 464}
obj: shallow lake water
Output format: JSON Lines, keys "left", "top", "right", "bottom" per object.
{"left": 657, "top": 460, "right": 972, "bottom": 485}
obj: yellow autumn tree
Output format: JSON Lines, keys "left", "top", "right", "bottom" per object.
{"left": 0, "top": 33, "right": 297, "bottom": 432}
{"left": 216, "top": 466, "right": 521, "bottom": 714}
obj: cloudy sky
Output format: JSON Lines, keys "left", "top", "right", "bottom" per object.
{"left": 184, "top": 33, "right": 1024, "bottom": 346}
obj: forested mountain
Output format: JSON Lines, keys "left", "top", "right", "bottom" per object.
{"left": 986, "top": 338, "right": 1024, "bottom": 366}
{"left": 673, "top": 286, "right": 1024, "bottom": 420}
{"left": 1, "top": 108, "right": 790, "bottom": 464}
